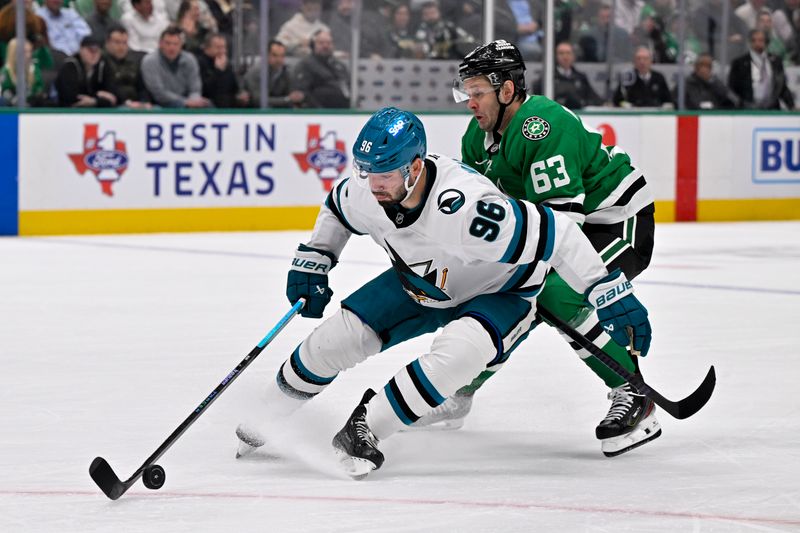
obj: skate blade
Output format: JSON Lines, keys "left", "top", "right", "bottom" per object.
{"left": 333, "top": 448, "right": 376, "bottom": 480}
{"left": 601, "top": 415, "right": 662, "bottom": 457}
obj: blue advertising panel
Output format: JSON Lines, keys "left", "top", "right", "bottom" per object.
{"left": 0, "top": 113, "right": 18, "bottom": 235}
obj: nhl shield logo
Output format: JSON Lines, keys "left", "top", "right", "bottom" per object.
{"left": 522, "top": 116, "right": 550, "bottom": 141}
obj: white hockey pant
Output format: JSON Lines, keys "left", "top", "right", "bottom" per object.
{"left": 365, "top": 316, "right": 497, "bottom": 440}
{"left": 266, "top": 308, "right": 382, "bottom": 416}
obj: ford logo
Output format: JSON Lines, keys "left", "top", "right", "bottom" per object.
{"left": 308, "top": 149, "right": 346, "bottom": 169}
{"left": 85, "top": 150, "right": 128, "bottom": 171}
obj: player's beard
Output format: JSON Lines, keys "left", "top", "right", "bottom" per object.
{"left": 372, "top": 188, "right": 404, "bottom": 207}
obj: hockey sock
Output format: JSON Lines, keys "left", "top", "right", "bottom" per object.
{"left": 454, "top": 369, "right": 497, "bottom": 396}
{"left": 581, "top": 338, "right": 634, "bottom": 389}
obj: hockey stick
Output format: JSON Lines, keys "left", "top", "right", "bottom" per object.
{"left": 89, "top": 299, "right": 305, "bottom": 500}
{"left": 537, "top": 307, "right": 715, "bottom": 420}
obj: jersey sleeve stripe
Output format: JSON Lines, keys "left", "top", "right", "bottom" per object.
{"left": 324, "top": 178, "right": 365, "bottom": 235}
{"left": 499, "top": 199, "right": 528, "bottom": 264}
{"left": 613, "top": 175, "right": 647, "bottom": 207}
{"left": 545, "top": 201, "right": 585, "bottom": 214}
{"left": 499, "top": 260, "right": 537, "bottom": 292}
{"left": 534, "top": 204, "right": 556, "bottom": 262}
{"left": 384, "top": 378, "right": 418, "bottom": 425}
{"left": 407, "top": 359, "right": 446, "bottom": 407}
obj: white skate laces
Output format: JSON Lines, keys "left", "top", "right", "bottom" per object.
{"left": 603, "top": 384, "right": 639, "bottom": 422}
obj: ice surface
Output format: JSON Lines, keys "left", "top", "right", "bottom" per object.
{"left": 1, "top": 222, "right": 798, "bottom": 532}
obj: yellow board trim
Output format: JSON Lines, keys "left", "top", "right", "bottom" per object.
{"left": 17, "top": 198, "right": 799, "bottom": 236}
{"left": 698, "top": 198, "right": 800, "bottom": 222}
{"left": 653, "top": 200, "right": 675, "bottom": 223}
{"left": 19, "top": 206, "right": 322, "bottom": 236}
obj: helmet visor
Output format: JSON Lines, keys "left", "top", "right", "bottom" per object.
{"left": 452, "top": 78, "right": 498, "bottom": 103}
{"left": 351, "top": 158, "right": 371, "bottom": 187}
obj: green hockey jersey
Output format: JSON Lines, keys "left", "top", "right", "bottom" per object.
{"left": 461, "top": 95, "right": 653, "bottom": 224}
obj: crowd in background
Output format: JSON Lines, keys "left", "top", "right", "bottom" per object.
{"left": 0, "top": 0, "right": 797, "bottom": 109}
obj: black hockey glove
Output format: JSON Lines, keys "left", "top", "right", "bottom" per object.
{"left": 286, "top": 244, "right": 337, "bottom": 318}
{"left": 585, "top": 269, "right": 652, "bottom": 356}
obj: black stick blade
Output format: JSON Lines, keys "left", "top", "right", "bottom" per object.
{"left": 90, "top": 457, "right": 129, "bottom": 500}
{"left": 674, "top": 365, "right": 716, "bottom": 419}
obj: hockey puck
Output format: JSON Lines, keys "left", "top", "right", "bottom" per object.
{"left": 142, "top": 464, "right": 165, "bottom": 490}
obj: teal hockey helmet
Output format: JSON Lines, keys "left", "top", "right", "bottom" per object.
{"left": 352, "top": 107, "right": 427, "bottom": 181}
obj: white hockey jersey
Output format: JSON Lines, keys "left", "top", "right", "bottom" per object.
{"left": 307, "top": 153, "right": 609, "bottom": 308}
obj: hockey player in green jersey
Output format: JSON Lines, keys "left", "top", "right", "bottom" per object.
{"left": 414, "top": 40, "right": 659, "bottom": 457}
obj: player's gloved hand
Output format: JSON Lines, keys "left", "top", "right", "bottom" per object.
{"left": 286, "top": 244, "right": 337, "bottom": 318}
{"left": 585, "top": 269, "right": 651, "bottom": 356}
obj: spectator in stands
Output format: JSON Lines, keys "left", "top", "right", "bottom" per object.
{"left": 162, "top": 0, "right": 214, "bottom": 27}
{"left": 196, "top": 32, "right": 249, "bottom": 107}
{"left": 86, "top": 0, "right": 119, "bottom": 42}
{"left": 358, "top": 0, "right": 393, "bottom": 60}
{"left": 121, "top": 0, "right": 170, "bottom": 53}
{"left": 292, "top": 28, "right": 349, "bottom": 108}
{"left": 634, "top": 3, "right": 672, "bottom": 63}
{"left": 682, "top": 53, "right": 738, "bottom": 109}
{"left": 386, "top": 2, "right": 426, "bottom": 59}
{"left": 577, "top": 3, "right": 633, "bottom": 62}
{"left": 728, "top": 29, "right": 795, "bottom": 109}
{"left": 457, "top": 0, "right": 519, "bottom": 48}
{"left": 0, "top": 0, "right": 47, "bottom": 45}
{"left": 533, "top": 41, "right": 605, "bottom": 109}
{"left": 243, "top": 39, "right": 305, "bottom": 108}
{"left": 176, "top": 0, "right": 214, "bottom": 54}
{"left": 756, "top": 9, "right": 789, "bottom": 61}
{"left": 269, "top": 0, "right": 304, "bottom": 36}
{"left": 76, "top": 0, "right": 122, "bottom": 21}
{"left": 118, "top": 0, "right": 171, "bottom": 20}
{"left": 613, "top": 46, "right": 673, "bottom": 107}
{"left": 414, "top": 1, "right": 475, "bottom": 60}
{"left": 0, "top": 0, "right": 53, "bottom": 72}
{"left": 206, "top": 0, "right": 236, "bottom": 37}
{"left": 276, "top": 0, "right": 329, "bottom": 57}
{"left": 322, "top": 0, "right": 388, "bottom": 59}
{"left": 736, "top": 0, "right": 770, "bottom": 30}
{"left": 104, "top": 24, "right": 151, "bottom": 108}
{"left": 614, "top": 0, "right": 645, "bottom": 35}
{"left": 506, "top": 0, "right": 543, "bottom": 61}
{"left": 141, "top": 25, "right": 211, "bottom": 107}
{"left": 35, "top": 0, "right": 92, "bottom": 57}
{"left": 55, "top": 35, "right": 119, "bottom": 107}
{"left": 325, "top": 0, "right": 353, "bottom": 58}
{"left": 691, "top": 0, "right": 748, "bottom": 62}
{"left": 772, "top": 0, "right": 799, "bottom": 64}
{"left": 0, "top": 38, "right": 47, "bottom": 106}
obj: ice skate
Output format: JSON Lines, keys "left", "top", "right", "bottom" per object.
{"left": 596, "top": 383, "right": 662, "bottom": 457}
{"left": 332, "top": 389, "right": 384, "bottom": 480}
{"left": 407, "top": 390, "right": 474, "bottom": 431}
{"left": 235, "top": 424, "right": 281, "bottom": 460}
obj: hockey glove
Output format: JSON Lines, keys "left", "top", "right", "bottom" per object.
{"left": 585, "top": 269, "right": 652, "bottom": 357}
{"left": 287, "top": 244, "right": 337, "bottom": 318}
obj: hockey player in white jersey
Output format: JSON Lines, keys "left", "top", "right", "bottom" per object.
{"left": 238, "top": 107, "right": 651, "bottom": 478}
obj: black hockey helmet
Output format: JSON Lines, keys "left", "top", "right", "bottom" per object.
{"left": 455, "top": 39, "right": 527, "bottom": 101}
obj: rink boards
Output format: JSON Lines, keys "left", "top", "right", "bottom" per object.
{"left": 0, "top": 110, "right": 798, "bottom": 236}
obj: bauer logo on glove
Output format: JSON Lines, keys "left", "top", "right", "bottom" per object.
{"left": 287, "top": 244, "right": 337, "bottom": 319}
{"left": 292, "top": 257, "right": 332, "bottom": 273}
{"left": 584, "top": 269, "right": 652, "bottom": 357}
{"left": 591, "top": 279, "right": 633, "bottom": 308}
